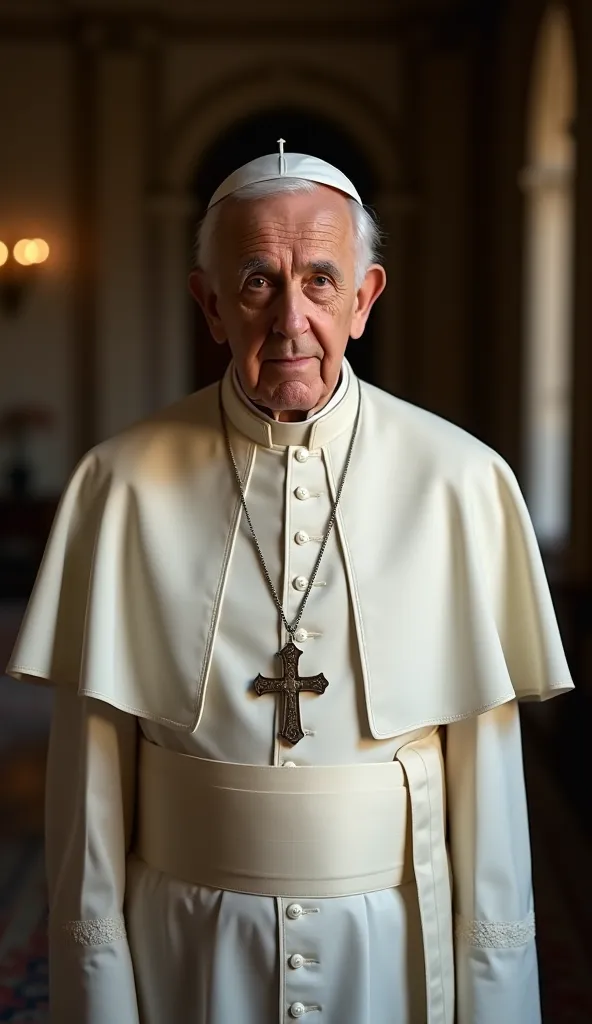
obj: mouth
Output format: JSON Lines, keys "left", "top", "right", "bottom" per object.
{"left": 267, "top": 357, "right": 316, "bottom": 368}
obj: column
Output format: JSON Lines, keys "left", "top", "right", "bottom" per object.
{"left": 95, "top": 32, "right": 150, "bottom": 440}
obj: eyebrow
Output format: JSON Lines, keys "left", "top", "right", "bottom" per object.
{"left": 238, "top": 257, "right": 272, "bottom": 278}
{"left": 238, "top": 257, "right": 345, "bottom": 285}
{"left": 309, "top": 259, "right": 345, "bottom": 285}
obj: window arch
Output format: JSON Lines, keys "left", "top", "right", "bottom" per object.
{"left": 521, "top": 3, "right": 576, "bottom": 550}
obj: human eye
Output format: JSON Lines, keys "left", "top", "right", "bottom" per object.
{"left": 310, "top": 275, "right": 331, "bottom": 288}
{"left": 245, "top": 276, "right": 268, "bottom": 290}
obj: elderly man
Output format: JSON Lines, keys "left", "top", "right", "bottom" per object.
{"left": 8, "top": 144, "right": 573, "bottom": 1024}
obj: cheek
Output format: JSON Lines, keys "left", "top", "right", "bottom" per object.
{"left": 221, "top": 296, "right": 261, "bottom": 340}
{"left": 238, "top": 309, "right": 271, "bottom": 350}
{"left": 315, "top": 287, "right": 355, "bottom": 325}
{"left": 228, "top": 308, "right": 271, "bottom": 371}
{"left": 311, "top": 305, "right": 353, "bottom": 355}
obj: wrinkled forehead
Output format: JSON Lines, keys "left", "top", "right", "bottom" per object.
{"left": 216, "top": 188, "right": 356, "bottom": 268}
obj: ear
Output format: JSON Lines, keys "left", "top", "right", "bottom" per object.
{"left": 188, "top": 270, "right": 227, "bottom": 345}
{"left": 349, "top": 265, "right": 387, "bottom": 340}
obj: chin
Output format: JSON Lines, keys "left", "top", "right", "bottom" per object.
{"left": 266, "top": 379, "right": 323, "bottom": 412}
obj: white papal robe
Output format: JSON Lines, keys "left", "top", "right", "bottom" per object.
{"left": 7, "top": 360, "right": 573, "bottom": 1024}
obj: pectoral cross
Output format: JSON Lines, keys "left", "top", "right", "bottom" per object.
{"left": 254, "top": 641, "right": 329, "bottom": 745}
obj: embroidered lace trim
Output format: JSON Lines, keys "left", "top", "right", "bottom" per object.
{"left": 455, "top": 910, "right": 535, "bottom": 949}
{"left": 59, "top": 914, "right": 127, "bottom": 947}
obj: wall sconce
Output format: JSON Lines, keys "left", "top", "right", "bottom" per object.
{"left": 0, "top": 238, "right": 50, "bottom": 315}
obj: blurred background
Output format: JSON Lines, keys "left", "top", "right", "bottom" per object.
{"left": 0, "top": 0, "right": 591, "bottom": 1019}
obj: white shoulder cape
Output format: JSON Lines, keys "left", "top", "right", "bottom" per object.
{"left": 6, "top": 373, "right": 573, "bottom": 736}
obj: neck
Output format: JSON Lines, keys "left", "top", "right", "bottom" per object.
{"left": 255, "top": 394, "right": 335, "bottom": 423}
{"left": 223, "top": 360, "right": 356, "bottom": 450}
{"left": 232, "top": 362, "right": 348, "bottom": 430}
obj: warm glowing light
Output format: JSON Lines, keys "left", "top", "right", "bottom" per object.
{"left": 13, "top": 239, "right": 33, "bottom": 266}
{"left": 7, "top": 238, "right": 50, "bottom": 267}
{"left": 22, "top": 238, "right": 50, "bottom": 265}
{"left": 31, "top": 238, "right": 50, "bottom": 263}
{"left": 0, "top": 241, "right": 8, "bottom": 267}
{"left": 24, "top": 240, "right": 39, "bottom": 264}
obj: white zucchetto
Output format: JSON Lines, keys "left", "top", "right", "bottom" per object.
{"left": 207, "top": 139, "right": 363, "bottom": 209}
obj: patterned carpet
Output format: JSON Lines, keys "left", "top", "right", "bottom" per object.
{"left": 0, "top": 840, "right": 47, "bottom": 1023}
{"left": 0, "top": 921, "right": 47, "bottom": 1024}
{"left": 0, "top": 607, "right": 50, "bottom": 1022}
{"left": 522, "top": 719, "right": 592, "bottom": 1023}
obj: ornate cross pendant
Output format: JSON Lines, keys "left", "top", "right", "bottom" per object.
{"left": 253, "top": 641, "right": 329, "bottom": 745}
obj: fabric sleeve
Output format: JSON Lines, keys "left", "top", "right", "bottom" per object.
{"left": 45, "top": 685, "right": 140, "bottom": 1024}
{"left": 445, "top": 700, "right": 541, "bottom": 1024}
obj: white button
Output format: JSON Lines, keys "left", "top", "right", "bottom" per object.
{"left": 294, "top": 447, "right": 309, "bottom": 463}
{"left": 293, "top": 576, "right": 308, "bottom": 592}
{"left": 294, "top": 530, "right": 310, "bottom": 546}
{"left": 295, "top": 486, "right": 310, "bottom": 501}
{"left": 289, "top": 1003, "right": 306, "bottom": 1018}
{"left": 283, "top": 761, "right": 297, "bottom": 768}
{"left": 289, "top": 953, "right": 305, "bottom": 969}
{"left": 286, "top": 903, "right": 303, "bottom": 920}
{"left": 294, "top": 628, "right": 308, "bottom": 643}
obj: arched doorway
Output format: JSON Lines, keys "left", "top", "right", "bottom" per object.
{"left": 521, "top": 3, "right": 576, "bottom": 551}
{"left": 188, "top": 107, "right": 379, "bottom": 392}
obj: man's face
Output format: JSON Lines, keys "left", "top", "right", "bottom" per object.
{"left": 190, "top": 187, "right": 385, "bottom": 420}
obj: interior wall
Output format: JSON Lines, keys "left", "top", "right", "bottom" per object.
{"left": 480, "top": 0, "right": 591, "bottom": 579}
{"left": 1, "top": 0, "right": 591, "bottom": 584}
{"left": 398, "top": 25, "right": 474, "bottom": 432}
{"left": 569, "top": 0, "right": 592, "bottom": 581}
{"left": 0, "top": 15, "right": 402, "bottom": 494}
{"left": 0, "top": 41, "right": 74, "bottom": 495}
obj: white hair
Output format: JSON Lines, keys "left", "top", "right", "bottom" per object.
{"left": 195, "top": 177, "right": 382, "bottom": 289}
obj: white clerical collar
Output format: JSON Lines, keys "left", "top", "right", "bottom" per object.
{"left": 232, "top": 360, "right": 349, "bottom": 423}
{"left": 221, "top": 358, "right": 359, "bottom": 449}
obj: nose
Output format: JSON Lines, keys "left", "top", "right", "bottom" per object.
{"left": 272, "top": 284, "right": 309, "bottom": 339}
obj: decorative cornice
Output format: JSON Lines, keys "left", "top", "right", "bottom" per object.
{"left": 0, "top": 4, "right": 478, "bottom": 45}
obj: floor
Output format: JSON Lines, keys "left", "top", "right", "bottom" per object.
{"left": 0, "top": 603, "right": 591, "bottom": 1022}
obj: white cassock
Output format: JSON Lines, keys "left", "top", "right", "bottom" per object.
{"left": 7, "top": 360, "right": 573, "bottom": 1024}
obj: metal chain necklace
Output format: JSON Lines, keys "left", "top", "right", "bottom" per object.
{"left": 219, "top": 379, "right": 361, "bottom": 745}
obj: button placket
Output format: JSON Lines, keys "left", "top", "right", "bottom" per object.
{"left": 283, "top": 899, "right": 323, "bottom": 1020}
{"left": 288, "top": 448, "right": 331, "bottom": 657}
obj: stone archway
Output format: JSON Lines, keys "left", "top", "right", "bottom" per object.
{"left": 163, "top": 62, "right": 397, "bottom": 197}
{"left": 521, "top": 3, "right": 576, "bottom": 548}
